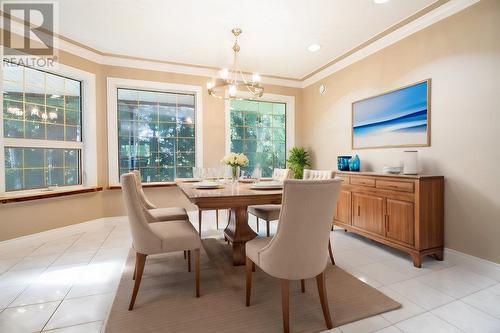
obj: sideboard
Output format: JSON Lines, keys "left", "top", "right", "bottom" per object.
{"left": 333, "top": 171, "right": 444, "bottom": 267}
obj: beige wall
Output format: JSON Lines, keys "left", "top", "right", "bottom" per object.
{"left": 0, "top": 46, "right": 302, "bottom": 241}
{"left": 299, "top": 0, "right": 500, "bottom": 263}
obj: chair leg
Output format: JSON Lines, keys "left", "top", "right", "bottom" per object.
{"left": 194, "top": 248, "right": 200, "bottom": 297}
{"left": 245, "top": 257, "right": 253, "bottom": 306}
{"left": 129, "top": 252, "right": 146, "bottom": 311}
{"left": 256, "top": 217, "right": 260, "bottom": 233}
{"left": 187, "top": 250, "right": 192, "bottom": 272}
{"left": 132, "top": 259, "right": 137, "bottom": 280}
{"left": 316, "top": 272, "right": 333, "bottom": 329}
{"left": 281, "top": 279, "right": 290, "bottom": 333}
{"left": 266, "top": 220, "right": 270, "bottom": 237}
{"left": 198, "top": 210, "right": 202, "bottom": 236}
{"left": 301, "top": 279, "right": 305, "bottom": 293}
{"left": 216, "top": 210, "right": 219, "bottom": 229}
{"left": 328, "top": 239, "right": 335, "bottom": 265}
{"left": 183, "top": 250, "right": 187, "bottom": 260}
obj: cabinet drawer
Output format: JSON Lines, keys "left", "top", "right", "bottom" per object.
{"left": 337, "top": 176, "right": 349, "bottom": 183}
{"left": 350, "top": 177, "right": 375, "bottom": 187}
{"left": 376, "top": 180, "right": 414, "bottom": 193}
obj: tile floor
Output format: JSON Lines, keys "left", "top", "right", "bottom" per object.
{"left": 0, "top": 212, "right": 499, "bottom": 333}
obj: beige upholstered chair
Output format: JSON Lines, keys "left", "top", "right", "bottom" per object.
{"left": 303, "top": 169, "right": 335, "bottom": 180}
{"left": 245, "top": 179, "right": 342, "bottom": 333}
{"left": 248, "top": 168, "right": 292, "bottom": 236}
{"left": 303, "top": 170, "right": 337, "bottom": 264}
{"left": 132, "top": 170, "right": 188, "bottom": 223}
{"left": 121, "top": 173, "right": 202, "bottom": 310}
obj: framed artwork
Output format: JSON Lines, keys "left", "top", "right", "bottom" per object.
{"left": 352, "top": 79, "right": 431, "bottom": 149}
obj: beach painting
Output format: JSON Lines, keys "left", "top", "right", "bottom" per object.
{"left": 352, "top": 80, "right": 430, "bottom": 149}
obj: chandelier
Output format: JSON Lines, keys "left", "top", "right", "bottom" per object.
{"left": 207, "top": 28, "right": 264, "bottom": 100}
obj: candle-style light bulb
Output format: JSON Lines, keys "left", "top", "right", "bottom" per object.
{"left": 228, "top": 84, "right": 237, "bottom": 97}
{"left": 252, "top": 73, "right": 261, "bottom": 83}
{"left": 220, "top": 68, "right": 229, "bottom": 80}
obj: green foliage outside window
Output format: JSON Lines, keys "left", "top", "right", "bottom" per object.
{"left": 229, "top": 99, "right": 286, "bottom": 177}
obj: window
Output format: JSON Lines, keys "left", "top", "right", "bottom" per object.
{"left": 2, "top": 61, "right": 84, "bottom": 192}
{"left": 229, "top": 99, "right": 286, "bottom": 177}
{"left": 115, "top": 87, "right": 198, "bottom": 183}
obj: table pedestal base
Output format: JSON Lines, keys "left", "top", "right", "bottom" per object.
{"left": 223, "top": 206, "right": 257, "bottom": 266}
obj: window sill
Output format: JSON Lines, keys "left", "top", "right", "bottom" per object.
{"left": 0, "top": 186, "right": 103, "bottom": 204}
{"left": 108, "top": 182, "right": 177, "bottom": 190}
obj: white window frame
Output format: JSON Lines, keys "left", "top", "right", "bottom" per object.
{"left": 0, "top": 63, "right": 97, "bottom": 196}
{"left": 107, "top": 77, "right": 203, "bottom": 186}
{"left": 224, "top": 91, "right": 295, "bottom": 162}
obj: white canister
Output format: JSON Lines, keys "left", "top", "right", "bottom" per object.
{"left": 403, "top": 151, "right": 418, "bottom": 175}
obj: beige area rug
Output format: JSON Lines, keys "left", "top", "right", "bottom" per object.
{"left": 105, "top": 238, "right": 400, "bottom": 333}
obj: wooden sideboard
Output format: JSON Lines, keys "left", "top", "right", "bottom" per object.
{"left": 333, "top": 171, "right": 444, "bottom": 267}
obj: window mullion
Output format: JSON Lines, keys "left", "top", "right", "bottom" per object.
{"left": 3, "top": 138, "right": 83, "bottom": 150}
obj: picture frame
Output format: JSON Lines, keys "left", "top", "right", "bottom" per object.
{"left": 351, "top": 79, "right": 431, "bottom": 149}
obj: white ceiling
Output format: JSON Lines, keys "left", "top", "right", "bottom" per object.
{"left": 54, "top": 0, "right": 438, "bottom": 79}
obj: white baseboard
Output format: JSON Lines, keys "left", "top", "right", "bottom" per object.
{"left": 445, "top": 247, "right": 500, "bottom": 268}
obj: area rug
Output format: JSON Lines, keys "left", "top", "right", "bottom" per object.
{"left": 104, "top": 238, "right": 400, "bottom": 332}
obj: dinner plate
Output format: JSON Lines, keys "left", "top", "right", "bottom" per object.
{"left": 193, "top": 182, "right": 223, "bottom": 189}
{"left": 250, "top": 182, "right": 283, "bottom": 190}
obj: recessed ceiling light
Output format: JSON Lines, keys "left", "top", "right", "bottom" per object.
{"left": 308, "top": 44, "right": 321, "bottom": 52}
{"left": 373, "top": 0, "right": 390, "bottom": 4}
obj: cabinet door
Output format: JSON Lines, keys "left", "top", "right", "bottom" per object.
{"left": 334, "top": 190, "right": 351, "bottom": 225}
{"left": 352, "top": 193, "right": 384, "bottom": 235}
{"left": 386, "top": 199, "right": 415, "bottom": 246}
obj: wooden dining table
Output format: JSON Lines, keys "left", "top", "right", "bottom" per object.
{"left": 177, "top": 181, "right": 282, "bottom": 265}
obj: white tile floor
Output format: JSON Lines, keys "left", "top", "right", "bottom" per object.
{"left": 0, "top": 212, "right": 499, "bottom": 333}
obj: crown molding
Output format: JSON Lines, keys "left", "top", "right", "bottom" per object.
{"left": 301, "top": 0, "right": 480, "bottom": 87}
{"left": 2, "top": 0, "right": 479, "bottom": 89}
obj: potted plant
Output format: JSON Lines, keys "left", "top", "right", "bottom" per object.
{"left": 287, "top": 147, "right": 311, "bottom": 179}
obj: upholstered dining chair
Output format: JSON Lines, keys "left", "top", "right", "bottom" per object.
{"left": 121, "top": 173, "right": 202, "bottom": 310}
{"left": 248, "top": 168, "right": 292, "bottom": 236}
{"left": 245, "top": 179, "right": 342, "bottom": 333}
{"left": 303, "top": 169, "right": 337, "bottom": 265}
{"left": 132, "top": 170, "right": 189, "bottom": 223}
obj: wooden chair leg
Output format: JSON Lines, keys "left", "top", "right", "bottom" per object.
{"left": 198, "top": 210, "right": 202, "bottom": 236}
{"left": 316, "top": 272, "right": 333, "bottom": 329}
{"left": 256, "top": 217, "right": 260, "bottom": 233}
{"left": 281, "top": 279, "right": 290, "bottom": 333}
{"left": 129, "top": 253, "right": 146, "bottom": 311}
{"left": 301, "top": 279, "right": 305, "bottom": 293}
{"left": 187, "top": 250, "right": 191, "bottom": 272}
{"left": 183, "top": 250, "right": 187, "bottom": 260}
{"left": 132, "top": 259, "right": 137, "bottom": 280}
{"left": 328, "top": 239, "right": 335, "bottom": 265}
{"left": 216, "top": 210, "right": 219, "bottom": 229}
{"left": 246, "top": 257, "right": 253, "bottom": 306}
{"left": 266, "top": 220, "right": 270, "bottom": 237}
{"left": 194, "top": 248, "right": 200, "bottom": 297}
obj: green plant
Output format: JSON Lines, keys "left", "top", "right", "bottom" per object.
{"left": 287, "top": 147, "right": 311, "bottom": 179}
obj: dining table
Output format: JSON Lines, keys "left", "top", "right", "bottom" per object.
{"left": 177, "top": 180, "right": 282, "bottom": 266}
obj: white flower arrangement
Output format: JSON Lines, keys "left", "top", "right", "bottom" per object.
{"left": 221, "top": 153, "right": 249, "bottom": 167}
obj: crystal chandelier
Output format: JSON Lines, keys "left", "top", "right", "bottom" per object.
{"left": 207, "top": 28, "right": 264, "bottom": 100}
